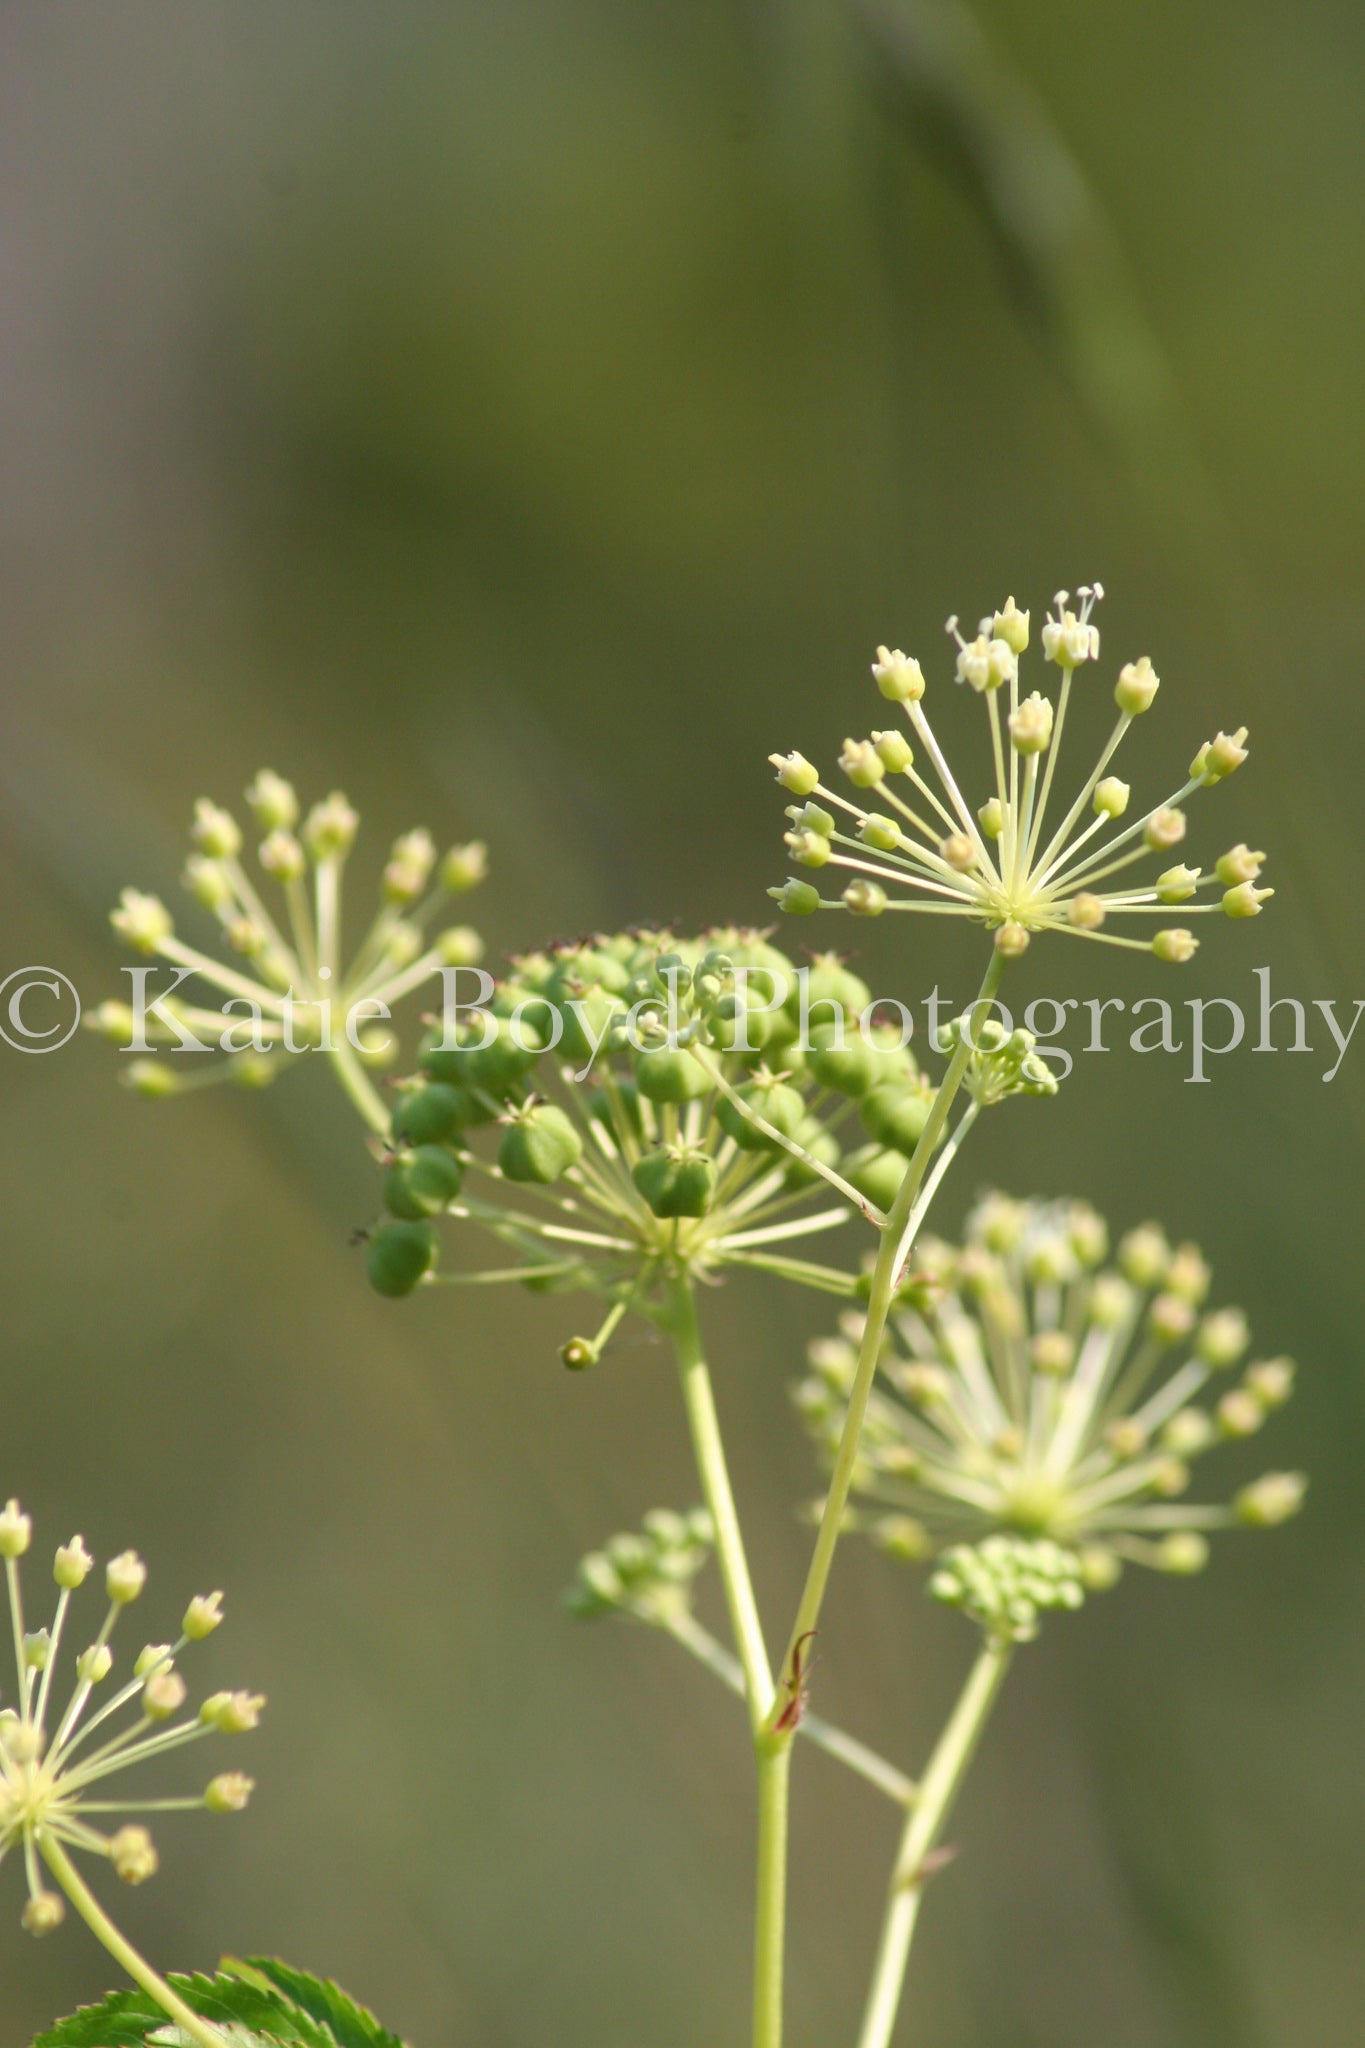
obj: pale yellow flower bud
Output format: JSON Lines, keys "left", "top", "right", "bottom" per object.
{"left": 1114, "top": 656, "right": 1159, "bottom": 714}
{"left": 871, "top": 647, "right": 925, "bottom": 702}
{"left": 109, "top": 1824, "right": 159, "bottom": 1884}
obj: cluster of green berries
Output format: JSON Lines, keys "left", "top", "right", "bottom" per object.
{"left": 360, "top": 927, "right": 985, "bottom": 1325}
{"left": 928, "top": 1536, "right": 1085, "bottom": 1643}
{"left": 566, "top": 1509, "right": 715, "bottom": 1623}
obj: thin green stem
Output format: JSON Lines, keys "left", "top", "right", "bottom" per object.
{"left": 768, "top": 953, "right": 1005, "bottom": 1727}
{"left": 327, "top": 1038, "right": 393, "bottom": 1136}
{"left": 855, "top": 1639, "right": 1013, "bottom": 2048}
{"left": 664, "top": 1275, "right": 773, "bottom": 1725}
{"left": 39, "top": 1835, "right": 226, "bottom": 2048}
{"left": 752, "top": 1742, "right": 791, "bottom": 2048}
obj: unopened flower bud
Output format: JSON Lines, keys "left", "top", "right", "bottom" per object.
{"left": 993, "top": 921, "right": 1030, "bottom": 958}
{"left": 258, "top": 829, "right": 306, "bottom": 883}
{"left": 22, "top": 1892, "right": 65, "bottom": 1936}
{"left": 106, "top": 1551, "right": 147, "bottom": 1604}
{"left": 1119, "top": 1224, "right": 1169, "bottom": 1287}
{"left": 560, "top": 1337, "right": 597, "bottom": 1371}
{"left": 843, "top": 879, "right": 887, "bottom": 917}
{"left": 206, "top": 1771, "right": 255, "bottom": 1813}
{"left": 143, "top": 1670, "right": 188, "bottom": 1721}
{"left": 1157, "top": 1532, "right": 1208, "bottom": 1575}
{"left": 769, "top": 752, "right": 820, "bottom": 796}
{"left": 1114, "top": 656, "right": 1159, "bottom": 714}
{"left": 769, "top": 878, "right": 821, "bottom": 915}
{"left": 77, "top": 1644, "right": 113, "bottom": 1683}
{"left": 1222, "top": 880, "right": 1273, "bottom": 918}
{"left": 134, "top": 1643, "right": 173, "bottom": 1678}
{"left": 24, "top": 1630, "right": 50, "bottom": 1670}
{"left": 191, "top": 799, "right": 242, "bottom": 861}
{"left": 871, "top": 647, "right": 925, "bottom": 702}
{"left": 1068, "top": 893, "right": 1105, "bottom": 930}
{"left": 433, "top": 925, "right": 483, "bottom": 970}
{"left": 1150, "top": 1457, "right": 1191, "bottom": 1497}
{"left": 793, "top": 800, "right": 836, "bottom": 836}
{"left": 111, "top": 889, "right": 174, "bottom": 954}
{"left": 109, "top": 1825, "right": 159, "bottom": 1884}
{"left": 939, "top": 833, "right": 976, "bottom": 872}
{"left": 1093, "top": 776, "right": 1130, "bottom": 818}
{"left": 1215, "top": 844, "right": 1265, "bottom": 886}
{"left": 1149, "top": 1293, "right": 1196, "bottom": 1345}
{"left": 0, "top": 1500, "right": 32, "bottom": 1558}
{"left": 1192, "top": 727, "right": 1249, "bottom": 783}
{"left": 54, "top": 1536, "right": 94, "bottom": 1589}
{"left": 1087, "top": 1274, "right": 1130, "bottom": 1327}
{"left": 978, "top": 796, "right": 1004, "bottom": 838}
{"left": 1008, "top": 692, "right": 1054, "bottom": 753}
{"left": 183, "top": 855, "right": 233, "bottom": 912}
{"left": 839, "top": 738, "right": 886, "bottom": 788}
{"left": 1156, "top": 864, "right": 1200, "bottom": 903}
{"left": 871, "top": 1515, "right": 932, "bottom": 1560}
{"left": 872, "top": 729, "right": 914, "bottom": 772}
{"left": 858, "top": 814, "right": 901, "bottom": 854}
{"left": 1152, "top": 928, "right": 1198, "bottom": 963}
{"left": 1078, "top": 1545, "right": 1122, "bottom": 1591}
{"left": 302, "top": 792, "right": 359, "bottom": 861}
{"left": 991, "top": 597, "right": 1030, "bottom": 654}
{"left": 1165, "top": 1244, "right": 1211, "bottom": 1303}
{"left": 440, "top": 840, "right": 488, "bottom": 893}
{"left": 200, "top": 1689, "right": 265, "bottom": 1734}
{"left": 184, "top": 1592, "right": 225, "bottom": 1640}
{"left": 1030, "top": 1331, "right": 1075, "bottom": 1376}
{"left": 1245, "top": 1357, "right": 1295, "bottom": 1409}
{"left": 1217, "top": 1390, "right": 1264, "bottom": 1438}
{"left": 1196, "top": 1307, "right": 1249, "bottom": 1368}
{"left": 1105, "top": 1417, "right": 1148, "bottom": 1459}
{"left": 245, "top": 770, "right": 299, "bottom": 832}
{"left": 1162, "top": 1407, "right": 1216, "bottom": 1457}
{"left": 785, "top": 828, "right": 831, "bottom": 867}
{"left": 1144, "top": 807, "right": 1186, "bottom": 852}
{"left": 1234, "top": 1472, "right": 1306, "bottom": 1527}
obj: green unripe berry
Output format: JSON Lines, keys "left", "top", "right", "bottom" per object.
{"left": 634, "top": 1044, "right": 711, "bottom": 1103}
{"left": 632, "top": 1148, "right": 717, "bottom": 1218}
{"left": 843, "top": 1144, "right": 907, "bottom": 1211}
{"left": 383, "top": 1144, "right": 464, "bottom": 1219}
{"left": 390, "top": 1082, "right": 464, "bottom": 1146}
{"left": 498, "top": 1103, "right": 583, "bottom": 1184}
{"left": 859, "top": 1080, "right": 936, "bottom": 1155}
{"left": 366, "top": 1220, "right": 437, "bottom": 1297}
{"left": 805, "top": 1021, "right": 879, "bottom": 1097}
{"left": 717, "top": 1079, "right": 805, "bottom": 1151}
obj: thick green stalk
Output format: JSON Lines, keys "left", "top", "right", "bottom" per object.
{"left": 855, "top": 1640, "right": 1013, "bottom": 2048}
{"left": 40, "top": 1835, "right": 226, "bottom": 2048}
{"left": 665, "top": 1274, "right": 773, "bottom": 1725}
{"left": 328, "top": 1035, "right": 392, "bottom": 1136}
{"left": 769, "top": 952, "right": 1006, "bottom": 1722}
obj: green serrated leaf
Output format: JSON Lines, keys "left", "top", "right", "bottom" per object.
{"left": 31, "top": 1971, "right": 335, "bottom": 2048}
{"left": 237, "top": 1959, "right": 409, "bottom": 2048}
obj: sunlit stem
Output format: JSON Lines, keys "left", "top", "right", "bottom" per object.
{"left": 768, "top": 951, "right": 1005, "bottom": 1733}
{"left": 40, "top": 1835, "right": 227, "bottom": 2048}
{"left": 326, "top": 1038, "right": 392, "bottom": 1136}
{"left": 1033, "top": 710, "right": 1131, "bottom": 877}
{"left": 315, "top": 856, "right": 342, "bottom": 981}
{"left": 855, "top": 1639, "right": 1013, "bottom": 2048}
{"left": 1023, "top": 670, "right": 1072, "bottom": 872}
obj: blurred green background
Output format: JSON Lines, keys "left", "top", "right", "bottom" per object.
{"left": 2, "top": 2, "right": 1362, "bottom": 2043}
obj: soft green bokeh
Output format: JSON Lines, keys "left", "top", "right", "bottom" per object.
{"left": 1, "top": 3, "right": 1362, "bottom": 2043}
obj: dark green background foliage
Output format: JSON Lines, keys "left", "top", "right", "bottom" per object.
{"left": 1, "top": 4, "right": 1362, "bottom": 2043}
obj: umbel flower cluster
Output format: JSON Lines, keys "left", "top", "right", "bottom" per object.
{"left": 769, "top": 587, "right": 1270, "bottom": 961}
{"left": 359, "top": 929, "right": 1056, "bottom": 1360}
{"left": 90, "top": 770, "right": 489, "bottom": 1119}
{"left": 795, "top": 1194, "right": 1305, "bottom": 1584}
{"left": 0, "top": 1500, "right": 260, "bottom": 1940}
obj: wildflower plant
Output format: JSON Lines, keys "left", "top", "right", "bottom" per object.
{"left": 89, "top": 771, "right": 489, "bottom": 1135}
{"left": 61, "top": 585, "right": 1306, "bottom": 2048}
{"left": 0, "top": 1502, "right": 260, "bottom": 2048}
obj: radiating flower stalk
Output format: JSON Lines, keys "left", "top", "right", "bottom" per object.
{"left": 0, "top": 1502, "right": 260, "bottom": 2048}
{"left": 81, "top": 588, "right": 1296, "bottom": 2048}
{"left": 91, "top": 770, "right": 490, "bottom": 1134}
